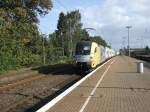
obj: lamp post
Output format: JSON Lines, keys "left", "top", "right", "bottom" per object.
{"left": 41, "top": 34, "right": 47, "bottom": 65}
{"left": 126, "top": 26, "right": 132, "bottom": 56}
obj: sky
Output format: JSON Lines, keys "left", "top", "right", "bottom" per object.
{"left": 38, "top": 0, "right": 150, "bottom": 50}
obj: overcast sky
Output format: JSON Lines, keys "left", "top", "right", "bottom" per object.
{"left": 38, "top": 0, "right": 150, "bottom": 50}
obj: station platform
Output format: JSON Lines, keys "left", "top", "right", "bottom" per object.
{"left": 48, "top": 56, "right": 150, "bottom": 112}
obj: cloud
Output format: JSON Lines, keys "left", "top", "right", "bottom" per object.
{"left": 79, "top": 0, "right": 150, "bottom": 50}
{"left": 38, "top": 0, "right": 150, "bottom": 50}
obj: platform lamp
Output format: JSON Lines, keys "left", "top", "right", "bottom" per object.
{"left": 126, "top": 26, "right": 132, "bottom": 57}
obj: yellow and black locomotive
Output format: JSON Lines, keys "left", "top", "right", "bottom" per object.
{"left": 74, "top": 40, "right": 115, "bottom": 70}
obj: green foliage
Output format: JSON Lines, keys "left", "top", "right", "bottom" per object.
{"left": 88, "top": 36, "right": 108, "bottom": 47}
{"left": 0, "top": 38, "right": 43, "bottom": 74}
{"left": 0, "top": 0, "right": 53, "bottom": 74}
{"left": 0, "top": 0, "right": 53, "bottom": 23}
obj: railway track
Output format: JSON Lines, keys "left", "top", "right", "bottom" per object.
{"left": 1, "top": 76, "right": 81, "bottom": 112}
{"left": 0, "top": 65, "right": 81, "bottom": 112}
{"left": 132, "top": 55, "right": 150, "bottom": 63}
{"left": 0, "top": 65, "right": 74, "bottom": 92}
{"left": 0, "top": 75, "right": 45, "bottom": 91}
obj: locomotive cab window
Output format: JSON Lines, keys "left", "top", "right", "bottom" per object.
{"left": 75, "top": 41, "right": 91, "bottom": 55}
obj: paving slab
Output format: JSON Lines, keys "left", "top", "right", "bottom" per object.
{"left": 48, "top": 56, "right": 150, "bottom": 112}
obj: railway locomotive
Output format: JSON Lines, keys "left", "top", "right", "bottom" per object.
{"left": 74, "top": 40, "right": 115, "bottom": 70}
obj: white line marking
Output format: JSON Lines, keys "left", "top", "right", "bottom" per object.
{"left": 36, "top": 59, "right": 113, "bottom": 112}
{"left": 79, "top": 60, "right": 115, "bottom": 112}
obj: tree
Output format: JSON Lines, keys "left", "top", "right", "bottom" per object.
{"left": 0, "top": 0, "right": 53, "bottom": 39}
{"left": 0, "top": 0, "right": 53, "bottom": 73}
{"left": 50, "top": 10, "right": 109, "bottom": 58}
{"left": 88, "top": 36, "right": 108, "bottom": 47}
{"left": 51, "top": 10, "right": 83, "bottom": 57}
{"left": 0, "top": 0, "right": 53, "bottom": 23}
{"left": 57, "top": 12, "right": 67, "bottom": 56}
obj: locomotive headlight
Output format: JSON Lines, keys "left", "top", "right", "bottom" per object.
{"left": 90, "top": 56, "right": 93, "bottom": 60}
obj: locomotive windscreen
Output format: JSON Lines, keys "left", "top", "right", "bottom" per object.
{"left": 75, "top": 41, "right": 91, "bottom": 55}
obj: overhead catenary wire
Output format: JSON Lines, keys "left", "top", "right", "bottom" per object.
{"left": 55, "top": 0, "right": 68, "bottom": 11}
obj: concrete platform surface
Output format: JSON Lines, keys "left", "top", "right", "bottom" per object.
{"left": 48, "top": 56, "right": 150, "bottom": 112}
